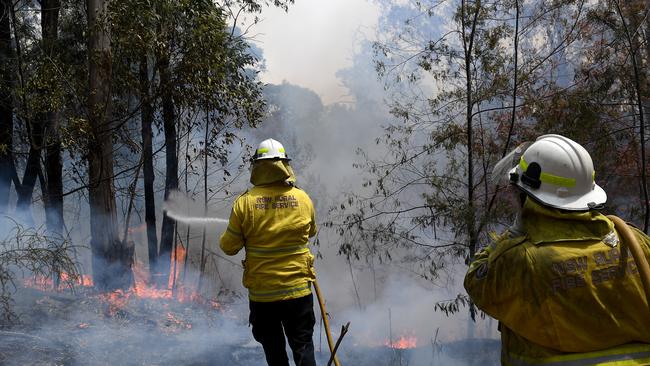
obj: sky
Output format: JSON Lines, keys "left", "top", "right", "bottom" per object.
{"left": 248, "top": 0, "right": 381, "bottom": 105}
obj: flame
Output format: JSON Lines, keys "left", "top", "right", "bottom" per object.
{"left": 61, "top": 272, "right": 94, "bottom": 286}
{"left": 23, "top": 272, "right": 93, "bottom": 290}
{"left": 385, "top": 334, "right": 418, "bottom": 349}
{"left": 168, "top": 243, "right": 186, "bottom": 289}
{"left": 128, "top": 223, "right": 147, "bottom": 234}
{"left": 99, "top": 243, "right": 221, "bottom": 314}
{"left": 98, "top": 289, "right": 131, "bottom": 316}
{"left": 129, "top": 243, "right": 196, "bottom": 301}
{"left": 22, "top": 242, "right": 222, "bottom": 318}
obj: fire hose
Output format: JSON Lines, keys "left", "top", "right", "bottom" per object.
{"left": 313, "top": 280, "right": 341, "bottom": 366}
{"left": 607, "top": 215, "right": 650, "bottom": 312}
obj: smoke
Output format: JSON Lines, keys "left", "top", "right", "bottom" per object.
{"left": 7, "top": 286, "right": 267, "bottom": 366}
{"left": 232, "top": 3, "right": 502, "bottom": 363}
{"left": 0, "top": 3, "right": 505, "bottom": 365}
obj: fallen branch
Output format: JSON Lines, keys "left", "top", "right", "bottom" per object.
{"left": 327, "top": 322, "right": 350, "bottom": 366}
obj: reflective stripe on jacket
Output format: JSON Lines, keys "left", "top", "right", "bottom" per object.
{"left": 464, "top": 199, "right": 650, "bottom": 364}
{"left": 502, "top": 341, "right": 650, "bottom": 365}
{"left": 220, "top": 160, "right": 317, "bottom": 302}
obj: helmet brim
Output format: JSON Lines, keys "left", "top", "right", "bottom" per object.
{"left": 515, "top": 181, "right": 607, "bottom": 211}
{"left": 251, "top": 156, "right": 291, "bottom": 162}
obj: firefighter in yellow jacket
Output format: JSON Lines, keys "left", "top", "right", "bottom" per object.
{"left": 465, "top": 134, "right": 650, "bottom": 366}
{"left": 220, "top": 138, "right": 317, "bottom": 366}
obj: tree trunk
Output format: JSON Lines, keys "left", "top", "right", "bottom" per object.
{"left": 461, "top": 0, "right": 481, "bottom": 259}
{"left": 42, "top": 0, "right": 63, "bottom": 235}
{"left": 139, "top": 56, "right": 158, "bottom": 276}
{"left": 613, "top": 0, "right": 649, "bottom": 233}
{"left": 16, "top": 118, "right": 44, "bottom": 220}
{"left": 157, "top": 52, "right": 178, "bottom": 286}
{"left": 0, "top": 0, "right": 14, "bottom": 213}
{"left": 15, "top": 0, "right": 62, "bottom": 223}
{"left": 197, "top": 109, "right": 209, "bottom": 292}
{"left": 87, "top": 0, "right": 131, "bottom": 290}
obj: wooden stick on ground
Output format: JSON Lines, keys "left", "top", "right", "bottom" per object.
{"left": 327, "top": 322, "right": 350, "bottom": 366}
{"left": 313, "top": 280, "right": 340, "bottom": 366}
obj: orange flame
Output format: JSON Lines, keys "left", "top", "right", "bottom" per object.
{"left": 168, "top": 243, "right": 186, "bottom": 289}
{"left": 128, "top": 223, "right": 147, "bottom": 234}
{"left": 385, "top": 334, "right": 418, "bottom": 349}
{"left": 23, "top": 242, "right": 221, "bottom": 317}
{"left": 23, "top": 272, "right": 94, "bottom": 290}
{"left": 129, "top": 243, "right": 194, "bottom": 301}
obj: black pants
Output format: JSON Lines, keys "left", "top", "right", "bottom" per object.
{"left": 249, "top": 294, "right": 317, "bottom": 366}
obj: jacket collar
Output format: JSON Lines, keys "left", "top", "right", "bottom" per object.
{"left": 521, "top": 199, "right": 614, "bottom": 245}
{"left": 250, "top": 160, "right": 296, "bottom": 186}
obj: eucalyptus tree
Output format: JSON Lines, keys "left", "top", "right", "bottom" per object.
{"left": 109, "top": 0, "right": 293, "bottom": 285}
{"left": 1, "top": 0, "right": 72, "bottom": 234}
{"left": 331, "top": 0, "right": 517, "bottom": 285}
{"left": 41, "top": 0, "right": 63, "bottom": 235}
{"left": 601, "top": 0, "right": 649, "bottom": 232}
{"left": 332, "top": 0, "right": 649, "bottom": 310}
{"left": 0, "top": 0, "right": 14, "bottom": 214}
{"left": 0, "top": 0, "right": 291, "bottom": 291}
{"left": 87, "top": 0, "right": 127, "bottom": 290}
{"left": 11, "top": 0, "right": 62, "bottom": 229}
{"left": 514, "top": 0, "right": 649, "bottom": 232}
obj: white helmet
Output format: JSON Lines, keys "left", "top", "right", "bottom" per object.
{"left": 508, "top": 134, "right": 607, "bottom": 210}
{"left": 251, "top": 138, "right": 290, "bottom": 161}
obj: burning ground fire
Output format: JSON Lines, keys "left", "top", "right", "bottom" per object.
{"left": 22, "top": 243, "right": 221, "bottom": 316}
{"left": 13, "top": 252, "right": 504, "bottom": 365}
{"left": 353, "top": 331, "right": 419, "bottom": 350}
{"left": 385, "top": 334, "right": 418, "bottom": 349}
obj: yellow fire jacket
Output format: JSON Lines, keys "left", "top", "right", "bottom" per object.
{"left": 220, "top": 160, "right": 317, "bottom": 302}
{"left": 465, "top": 199, "right": 650, "bottom": 365}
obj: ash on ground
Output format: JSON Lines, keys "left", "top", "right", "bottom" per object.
{"left": 1, "top": 286, "right": 500, "bottom": 366}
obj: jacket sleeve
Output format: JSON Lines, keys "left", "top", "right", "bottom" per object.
{"left": 464, "top": 233, "right": 529, "bottom": 321}
{"left": 219, "top": 199, "right": 246, "bottom": 256}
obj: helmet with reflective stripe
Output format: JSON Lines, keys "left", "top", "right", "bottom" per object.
{"left": 508, "top": 134, "right": 607, "bottom": 210}
{"left": 251, "top": 138, "right": 290, "bottom": 161}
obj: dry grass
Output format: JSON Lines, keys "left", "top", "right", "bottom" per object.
{"left": 0, "top": 220, "right": 80, "bottom": 324}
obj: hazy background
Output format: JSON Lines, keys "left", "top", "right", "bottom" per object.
{"left": 182, "top": 0, "right": 500, "bottom": 351}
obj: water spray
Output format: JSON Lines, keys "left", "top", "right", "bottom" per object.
{"left": 163, "top": 208, "right": 229, "bottom": 225}
{"left": 162, "top": 193, "right": 229, "bottom": 225}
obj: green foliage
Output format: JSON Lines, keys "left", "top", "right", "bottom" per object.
{"left": 329, "top": 0, "right": 519, "bottom": 285}
{"left": 330, "top": 0, "right": 650, "bottom": 295}
{"left": 227, "top": 0, "right": 294, "bottom": 13}
{"left": 3, "top": 0, "right": 291, "bottom": 292}
{"left": 108, "top": 0, "right": 267, "bottom": 146}
{"left": 434, "top": 293, "right": 474, "bottom": 317}
{"left": 0, "top": 221, "right": 80, "bottom": 324}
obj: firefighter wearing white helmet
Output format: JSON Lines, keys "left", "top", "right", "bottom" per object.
{"left": 251, "top": 138, "right": 290, "bottom": 161}
{"left": 508, "top": 134, "right": 607, "bottom": 210}
{"left": 220, "top": 138, "right": 317, "bottom": 366}
{"left": 465, "top": 134, "right": 650, "bottom": 366}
